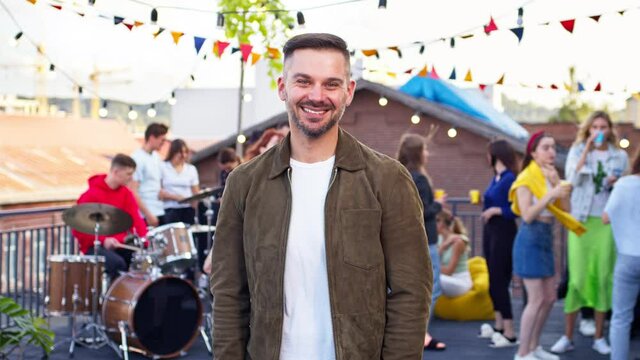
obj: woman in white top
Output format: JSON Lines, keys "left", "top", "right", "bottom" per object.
{"left": 159, "top": 139, "right": 200, "bottom": 225}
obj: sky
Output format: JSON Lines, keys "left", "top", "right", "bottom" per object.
{"left": 1, "top": 0, "right": 640, "bottom": 109}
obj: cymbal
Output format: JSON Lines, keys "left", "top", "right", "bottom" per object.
{"left": 63, "top": 203, "right": 133, "bottom": 236}
{"left": 178, "top": 187, "right": 224, "bottom": 203}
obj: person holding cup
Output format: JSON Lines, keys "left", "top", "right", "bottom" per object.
{"left": 397, "top": 133, "right": 447, "bottom": 351}
{"left": 550, "top": 111, "right": 629, "bottom": 355}
{"left": 509, "top": 131, "right": 586, "bottom": 360}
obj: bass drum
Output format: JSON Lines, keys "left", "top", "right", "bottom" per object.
{"left": 102, "top": 272, "right": 202, "bottom": 358}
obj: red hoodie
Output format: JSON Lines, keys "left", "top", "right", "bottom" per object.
{"left": 72, "top": 174, "right": 148, "bottom": 254}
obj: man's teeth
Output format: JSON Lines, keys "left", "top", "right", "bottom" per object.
{"left": 303, "top": 107, "right": 325, "bottom": 115}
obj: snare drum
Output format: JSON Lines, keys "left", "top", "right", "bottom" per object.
{"left": 189, "top": 225, "right": 215, "bottom": 272}
{"left": 46, "top": 254, "right": 105, "bottom": 316}
{"left": 147, "top": 222, "right": 197, "bottom": 273}
{"left": 102, "top": 271, "right": 202, "bottom": 358}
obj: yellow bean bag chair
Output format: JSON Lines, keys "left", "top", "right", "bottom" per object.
{"left": 434, "top": 256, "right": 495, "bottom": 321}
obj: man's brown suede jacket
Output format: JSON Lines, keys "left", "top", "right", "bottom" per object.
{"left": 210, "top": 128, "right": 432, "bottom": 359}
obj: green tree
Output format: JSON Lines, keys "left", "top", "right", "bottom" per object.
{"left": 549, "top": 66, "right": 594, "bottom": 123}
{"left": 217, "top": 0, "right": 294, "bottom": 154}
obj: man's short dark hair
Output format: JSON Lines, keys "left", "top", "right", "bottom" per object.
{"left": 283, "top": 33, "right": 350, "bottom": 71}
{"left": 144, "top": 123, "right": 169, "bottom": 141}
{"left": 111, "top": 153, "right": 136, "bottom": 170}
{"left": 218, "top": 147, "right": 239, "bottom": 165}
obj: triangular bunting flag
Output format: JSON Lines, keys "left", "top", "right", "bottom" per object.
{"left": 464, "top": 69, "right": 473, "bottom": 82}
{"left": 114, "top": 16, "right": 124, "bottom": 25}
{"left": 564, "top": 83, "right": 572, "bottom": 91}
{"left": 388, "top": 46, "right": 402, "bottom": 58}
{"left": 153, "top": 28, "right": 165, "bottom": 38}
{"left": 404, "top": 69, "right": 413, "bottom": 74}
{"left": 594, "top": 82, "right": 601, "bottom": 91}
{"left": 231, "top": 48, "right": 240, "bottom": 54}
{"left": 134, "top": 21, "right": 144, "bottom": 27}
{"left": 213, "top": 41, "right": 230, "bottom": 57}
{"left": 429, "top": 66, "right": 440, "bottom": 79}
{"left": 387, "top": 72, "right": 397, "bottom": 78}
{"left": 240, "top": 43, "right": 253, "bottom": 62}
{"left": 50, "top": 4, "right": 62, "bottom": 10}
{"left": 267, "top": 47, "right": 281, "bottom": 59}
{"left": 251, "top": 53, "right": 261, "bottom": 65}
{"left": 618, "top": 10, "right": 626, "bottom": 16}
{"left": 537, "top": 85, "right": 543, "bottom": 89}
{"left": 171, "top": 31, "right": 184, "bottom": 45}
{"left": 496, "top": 74, "right": 505, "bottom": 85}
{"left": 362, "top": 49, "right": 379, "bottom": 58}
{"left": 560, "top": 19, "right": 575, "bottom": 33}
{"left": 479, "top": 84, "right": 487, "bottom": 91}
{"left": 590, "top": 15, "right": 601, "bottom": 22}
{"left": 578, "top": 82, "right": 585, "bottom": 91}
{"left": 26, "top": 0, "right": 37, "bottom": 4}
{"left": 510, "top": 27, "right": 524, "bottom": 43}
{"left": 76, "top": 12, "right": 85, "bottom": 17}
{"left": 449, "top": 68, "right": 457, "bottom": 80}
{"left": 550, "top": 84, "right": 558, "bottom": 90}
{"left": 194, "top": 37, "right": 206, "bottom": 54}
{"left": 484, "top": 16, "right": 498, "bottom": 35}
{"left": 418, "top": 66, "right": 428, "bottom": 77}
{"left": 460, "top": 34, "right": 474, "bottom": 39}
{"left": 124, "top": 23, "right": 134, "bottom": 31}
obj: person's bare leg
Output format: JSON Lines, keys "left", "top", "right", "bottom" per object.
{"left": 528, "top": 277, "right": 556, "bottom": 352}
{"left": 594, "top": 311, "right": 607, "bottom": 340}
{"left": 564, "top": 311, "right": 578, "bottom": 340}
{"left": 517, "top": 279, "right": 544, "bottom": 356}
{"left": 503, "top": 319, "right": 516, "bottom": 339}
{"left": 424, "top": 332, "right": 446, "bottom": 350}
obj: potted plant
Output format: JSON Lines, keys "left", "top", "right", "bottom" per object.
{"left": 0, "top": 296, "right": 54, "bottom": 359}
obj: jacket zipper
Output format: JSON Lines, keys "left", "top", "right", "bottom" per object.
{"left": 324, "top": 167, "right": 340, "bottom": 360}
{"left": 274, "top": 167, "right": 293, "bottom": 359}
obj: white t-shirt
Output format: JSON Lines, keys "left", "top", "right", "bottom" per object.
{"left": 131, "top": 148, "right": 164, "bottom": 217}
{"left": 280, "top": 156, "right": 336, "bottom": 360}
{"left": 160, "top": 161, "right": 199, "bottom": 209}
{"left": 589, "top": 150, "right": 610, "bottom": 217}
{"left": 604, "top": 175, "right": 640, "bottom": 256}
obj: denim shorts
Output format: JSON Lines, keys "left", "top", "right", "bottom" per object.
{"left": 513, "top": 221, "right": 554, "bottom": 278}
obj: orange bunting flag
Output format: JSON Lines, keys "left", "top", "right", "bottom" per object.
{"left": 134, "top": 21, "right": 144, "bottom": 27}
{"left": 153, "top": 28, "right": 165, "bottom": 38}
{"left": 213, "top": 41, "right": 230, "bottom": 57}
{"left": 479, "top": 84, "right": 487, "bottom": 91}
{"left": 240, "top": 43, "right": 253, "bottom": 62}
{"left": 418, "top": 66, "right": 428, "bottom": 77}
{"left": 251, "top": 53, "right": 261, "bottom": 65}
{"left": 496, "top": 74, "right": 505, "bottom": 85}
{"left": 362, "top": 49, "right": 379, "bottom": 58}
{"left": 388, "top": 46, "right": 402, "bottom": 58}
{"left": 266, "top": 47, "right": 281, "bottom": 59}
{"left": 464, "top": 69, "right": 473, "bottom": 82}
{"left": 484, "top": 16, "right": 498, "bottom": 35}
{"left": 429, "top": 66, "right": 440, "bottom": 79}
{"left": 594, "top": 82, "right": 602, "bottom": 91}
{"left": 560, "top": 19, "right": 575, "bottom": 33}
{"left": 26, "top": 0, "right": 37, "bottom": 4}
{"left": 171, "top": 31, "right": 184, "bottom": 45}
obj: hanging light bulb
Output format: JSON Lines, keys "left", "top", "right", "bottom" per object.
{"left": 128, "top": 106, "right": 138, "bottom": 120}
{"left": 150, "top": 8, "right": 158, "bottom": 24}
{"left": 378, "top": 96, "right": 388, "bottom": 106}
{"left": 88, "top": 0, "right": 96, "bottom": 5}
{"left": 9, "top": 32, "right": 23, "bottom": 47}
{"left": 217, "top": 13, "right": 225, "bottom": 29}
{"left": 237, "top": 134, "right": 246, "bottom": 144}
{"left": 296, "top": 11, "right": 305, "bottom": 27}
{"left": 243, "top": 93, "right": 253, "bottom": 102}
{"left": 517, "top": 7, "right": 524, "bottom": 26}
{"left": 378, "top": 0, "right": 387, "bottom": 9}
{"left": 619, "top": 138, "right": 630, "bottom": 149}
{"left": 99, "top": 101, "right": 108, "bottom": 118}
{"left": 410, "top": 113, "right": 420, "bottom": 124}
{"left": 147, "top": 104, "right": 157, "bottom": 118}
{"left": 49, "top": 64, "right": 55, "bottom": 72}
{"left": 168, "top": 91, "right": 177, "bottom": 105}
{"left": 447, "top": 127, "right": 458, "bottom": 138}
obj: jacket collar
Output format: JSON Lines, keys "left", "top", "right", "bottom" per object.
{"left": 269, "top": 128, "right": 366, "bottom": 179}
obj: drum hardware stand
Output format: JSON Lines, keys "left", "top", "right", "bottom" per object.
{"left": 199, "top": 313, "right": 212, "bottom": 355}
{"left": 118, "top": 321, "right": 129, "bottom": 360}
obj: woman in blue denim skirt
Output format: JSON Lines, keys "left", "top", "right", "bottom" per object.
{"left": 510, "top": 132, "right": 573, "bottom": 360}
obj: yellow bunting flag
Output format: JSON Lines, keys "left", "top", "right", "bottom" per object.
{"left": 266, "top": 47, "right": 281, "bottom": 59}
{"left": 251, "top": 53, "right": 261, "bottom": 65}
{"left": 464, "top": 69, "right": 473, "bottom": 82}
{"left": 633, "top": 93, "right": 640, "bottom": 101}
{"left": 171, "top": 31, "right": 184, "bottom": 45}
{"left": 564, "top": 82, "right": 572, "bottom": 91}
{"left": 496, "top": 73, "right": 505, "bottom": 85}
{"left": 418, "top": 66, "right": 428, "bottom": 77}
{"left": 387, "top": 72, "right": 397, "bottom": 78}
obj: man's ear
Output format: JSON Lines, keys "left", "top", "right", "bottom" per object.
{"left": 277, "top": 76, "right": 286, "bottom": 101}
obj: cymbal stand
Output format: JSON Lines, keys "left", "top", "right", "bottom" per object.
{"left": 197, "top": 195, "right": 215, "bottom": 355}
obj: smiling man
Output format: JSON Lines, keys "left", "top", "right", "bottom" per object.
{"left": 211, "top": 33, "right": 432, "bottom": 360}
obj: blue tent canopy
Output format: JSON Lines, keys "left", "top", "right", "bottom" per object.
{"left": 399, "top": 76, "right": 529, "bottom": 140}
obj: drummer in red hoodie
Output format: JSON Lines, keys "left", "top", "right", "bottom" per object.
{"left": 72, "top": 154, "right": 148, "bottom": 280}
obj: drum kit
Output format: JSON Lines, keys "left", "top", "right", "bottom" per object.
{"left": 46, "top": 189, "right": 221, "bottom": 359}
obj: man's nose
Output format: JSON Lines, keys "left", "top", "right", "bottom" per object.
{"left": 307, "top": 84, "right": 324, "bottom": 101}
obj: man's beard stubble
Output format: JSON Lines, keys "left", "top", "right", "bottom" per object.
{"left": 287, "top": 101, "right": 345, "bottom": 139}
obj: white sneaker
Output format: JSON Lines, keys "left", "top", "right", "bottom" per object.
{"left": 533, "top": 345, "right": 560, "bottom": 360}
{"left": 550, "top": 335, "right": 575, "bottom": 353}
{"left": 514, "top": 352, "right": 538, "bottom": 360}
{"left": 579, "top": 318, "right": 596, "bottom": 337}
{"left": 478, "top": 323, "right": 495, "bottom": 338}
{"left": 592, "top": 337, "right": 611, "bottom": 355}
{"left": 490, "top": 332, "right": 518, "bottom": 348}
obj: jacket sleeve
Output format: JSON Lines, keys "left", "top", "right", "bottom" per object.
{"left": 210, "top": 170, "right": 250, "bottom": 359}
{"left": 381, "top": 167, "right": 432, "bottom": 359}
{"left": 72, "top": 192, "right": 108, "bottom": 252}
{"left": 414, "top": 174, "right": 442, "bottom": 220}
{"left": 565, "top": 144, "right": 591, "bottom": 186}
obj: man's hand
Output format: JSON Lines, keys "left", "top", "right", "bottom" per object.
{"left": 103, "top": 237, "right": 119, "bottom": 250}
{"left": 147, "top": 214, "right": 159, "bottom": 227}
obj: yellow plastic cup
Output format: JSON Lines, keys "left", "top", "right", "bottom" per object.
{"left": 469, "top": 189, "right": 480, "bottom": 204}
{"left": 434, "top": 189, "right": 445, "bottom": 201}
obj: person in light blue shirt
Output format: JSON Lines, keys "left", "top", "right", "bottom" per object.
{"left": 603, "top": 147, "right": 640, "bottom": 360}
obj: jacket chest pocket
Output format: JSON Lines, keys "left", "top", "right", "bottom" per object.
{"left": 341, "top": 209, "right": 383, "bottom": 270}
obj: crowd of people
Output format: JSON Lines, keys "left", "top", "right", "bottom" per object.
{"left": 69, "top": 32, "right": 640, "bottom": 360}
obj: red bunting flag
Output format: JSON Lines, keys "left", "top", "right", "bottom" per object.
{"left": 240, "top": 43, "right": 253, "bottom": 62}
{"left": 50, "top": 4, "right": 62, "bottom": 10}
{"left": 479, "top": 84, "right": 487, "bottom": 91}
{"left": 124, "top": 23, "right": 134, "bottom": 31}
{"left": 213, "top": 41, "right": 230, "bottom": 57}
{"left": 594, "top": 82, "right": 602, "bottom": 91}
{"left": 550, "top": 84, "right": 558, "bottom": 90}
{"left": 484, "top": 16, "right": 498, "bottom": 35}
{"left": 429, "top": 66, "right": 440, "bottom": 79}
{"left": 560, "top": 19, "right": 575, "bottom": 33}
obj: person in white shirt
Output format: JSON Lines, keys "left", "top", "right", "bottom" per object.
{"left": 130, "top": 123, "right": 168, "bottom": 226}
{"left": 159, "top": 139, "right": 200, "bottom": 225}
